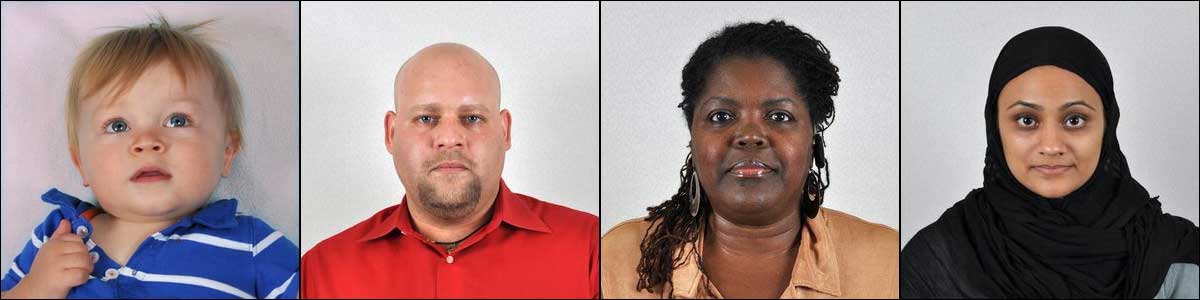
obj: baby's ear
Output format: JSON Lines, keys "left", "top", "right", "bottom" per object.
{"left": 222, "top": 134, "right": 241, "bottom": 177}
{"left": 70, "top": 148, "right": 89, "bottom": 187}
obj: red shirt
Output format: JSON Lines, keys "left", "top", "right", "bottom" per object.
{"left": 301, "top": 179, "right": 599, "bottom": 298}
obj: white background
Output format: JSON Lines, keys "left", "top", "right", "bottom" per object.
{"left": 601, "top": 2, "right": 900, "bottom": 234}
{"left": 300, "top": 2, "right": 600, "bottom": 254}
{"left": 900, "top": 2, "right": 1200, "bottom": 247}
{"left": 1, "top": 2, "right": 300, "bottom": 273}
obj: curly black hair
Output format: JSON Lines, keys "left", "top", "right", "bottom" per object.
{"left": 636, "top": 19, "right": 840, "bottom": 296}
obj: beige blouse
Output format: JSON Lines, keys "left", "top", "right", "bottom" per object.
{"left": 601, "top": 207, "right": 898, "bottom": 299}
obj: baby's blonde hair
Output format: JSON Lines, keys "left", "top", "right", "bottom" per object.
{"left": 66, "top": 15, "right": 243, "bottom": 155}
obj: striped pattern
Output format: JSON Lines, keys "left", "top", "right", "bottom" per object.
{"left": 1, "top": 190, "right": 298, "bottom": 299}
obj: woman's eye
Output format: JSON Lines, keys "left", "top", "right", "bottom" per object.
{"left": 768, "top": 111, "right": 793, "bottom": 122}
{"left": 1064, "top": 115, "right": 1087, "bottom": 129}
{"left": 104, "top": 119, "right": 129, "bottom": 133}
{"left": 708, "top": 111, "right": 734, "bottom": 123}
{"left": 164, "top": 114, "right": 191, "bottom": 128}
{"left": 1016, "top": 115, "right": 1037, "bottom": 128}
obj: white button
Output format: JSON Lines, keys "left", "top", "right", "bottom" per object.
{"left": 90, "top": 252, "right": 99, "bottom": 263}
{"left": 446, "top": 255, "right": 454, "bottom": 264}
{"left": 75, "top": 225, "right": 88, "bottom": 237}
{"left": 102, "top": 268, "right": 118, "bottom": 281}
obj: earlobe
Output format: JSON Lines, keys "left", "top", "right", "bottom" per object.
{"left": 501, "top": 109, "right": 512, "bottom": 150}
{"left": 222, "top": 136, "right": 240, "bottom": 177}
{"left": 385, "top": 111, "right": 397, "bottom": 155}
{"left": 70, "top": 149, "right": 89, "bottom": 187}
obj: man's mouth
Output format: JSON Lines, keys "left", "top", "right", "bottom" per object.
{"left": 727, "top": 160, "right": 775, "bottom": 178}
{"left": 131, "top": 166, "right": 172, "bottom": 183}
{"left": 431, "top": 161, "right": 469, "bottom": 173}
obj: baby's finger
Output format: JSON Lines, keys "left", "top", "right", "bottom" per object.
{"left": 51, "top": 219, "right": 72, "bottom": 237}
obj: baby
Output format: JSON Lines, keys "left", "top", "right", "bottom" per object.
{"left": 0, "top": 17, "right": 297, "bottom": 298}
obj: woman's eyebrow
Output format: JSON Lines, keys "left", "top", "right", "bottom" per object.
{"left": 1061, "top": 100, "right": 1097, "bottom": 112}
{"left": 1007, "top": 100, "right": 1041, "bottom": 111}
{"left": 762, "top": 98, "right": 797, "bottom": 108}
{"left": 702, "top": 96, "right": 738, "bottom": 108}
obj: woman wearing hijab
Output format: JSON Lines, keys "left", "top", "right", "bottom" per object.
{"left": 601, "top": 20, "right": 898, "bottom": 299}
{"left": 900, "top": 26, "right": 1199, "bottom": 299}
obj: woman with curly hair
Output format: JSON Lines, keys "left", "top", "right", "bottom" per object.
{"left": 601, "top": 20, "right": 898, "bottom": 299}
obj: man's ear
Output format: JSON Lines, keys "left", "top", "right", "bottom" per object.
{"left": 385, "top": 111, "right": 398, "bottom": 155}
{"left": 222, "top": 134, "right": 241, "bottom": 177}
{"left": 500, "top": 109, "right": 512, "bottom": 150}
{"left": 70, "top": 147, "right": 89, "bottom": 187}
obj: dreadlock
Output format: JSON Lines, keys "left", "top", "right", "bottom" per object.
{"left": 636, "top": 19, "right": 840, "bottom": 296}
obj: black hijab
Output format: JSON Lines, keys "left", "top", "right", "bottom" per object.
{"left": 901, "top": 26, "right": 1199, "bottom": 298}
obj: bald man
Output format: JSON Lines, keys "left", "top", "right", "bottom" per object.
{"left": 301, "top": 43, "right": 599, "bottom": 298}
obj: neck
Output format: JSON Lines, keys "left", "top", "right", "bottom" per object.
{"left": 408, "top": 189, "right": 498, "bottom": 243}
{"left": 94, "top": 213, "right": 178, "bottom": 238}
{"left": 705, "top": 208, "right": 802, "bottom": 257}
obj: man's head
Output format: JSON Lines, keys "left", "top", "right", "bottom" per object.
{"left": 386, "top": 43, "right": 511, "bottom": 220}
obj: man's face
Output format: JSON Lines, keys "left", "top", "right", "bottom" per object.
{"left": 386, "top": 45, "right": 510, "bottom": 219}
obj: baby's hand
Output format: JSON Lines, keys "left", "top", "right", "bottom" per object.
{"left": 5, "top": 219, "right": 93, "bottom": 298}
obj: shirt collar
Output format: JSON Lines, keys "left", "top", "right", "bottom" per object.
{"left": 668, "top": 209, "right": 842, "bottom": 298}
{"left": 41, "top": 188, "right": 241, "bottom": 233}
{"left": 359, "top": 178, "right": 552, "bottom": 242}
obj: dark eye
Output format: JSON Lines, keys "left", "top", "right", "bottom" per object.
{"left": 416, "top": 115, "right": 436, "bottom": 124}
{"left": 464, "top": 115, "right": 484, "bottom": 124}
{"left": 767, "top": 111, "right": 793, "bottom": 122}
{"left": 708, "top": 111, "right": 734, "bottom": 123}
{"left": 1064, "top": 114, "right": 1087, "bottom": 129}
{"left": 104, "top": 119, "right": 129, "bottom": 133}
{"left": 1016, "top": 115, "right": 1037, "bottom": 128}
{"left": 164, "top": 114, "right": 191, "bottom": 128}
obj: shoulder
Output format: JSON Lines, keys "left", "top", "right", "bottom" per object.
{"left": 820, "top": 207, "right": 898, "bottom": 251}
{"left": 600, "top": 218, "right": 657, "bottom": 298}
{"left": 304, "top": 204, "right": 401, "bottom": 259}
{"left": 514, "top": 192, "right": 599, "bottom": 234}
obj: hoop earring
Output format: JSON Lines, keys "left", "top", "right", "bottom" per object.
{"left": 689, "top": 168, "right": 701, "bottom": 217}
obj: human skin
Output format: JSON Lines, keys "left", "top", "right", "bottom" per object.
{"left": 4, "top": 60, "right": 238, "bottom": 298}
{"left": 997, "top": 65, "right": 1105, "bottom": 199}
{"left": 689, "top": 56, "right": 813, "bottom": 298}
{"left": 385, "top": 43, "right": 511, "bottom": 244}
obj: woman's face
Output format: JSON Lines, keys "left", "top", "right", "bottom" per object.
{"left": 997, "top": 65, "right": 1105, "bottom": 198}
{"left": 690, "top": 56, "right": 812, "bottom": 226}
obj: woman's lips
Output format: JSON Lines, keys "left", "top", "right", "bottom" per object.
{"left": 728, "top": 160, "right": 774, "bottom": 178}
{"left": 1031, "top": 164, "right": 1074, "bottom": 176}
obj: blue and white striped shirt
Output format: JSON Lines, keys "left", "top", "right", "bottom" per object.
{"left": 1, "top": 189, "right": 298, "bottom": 299}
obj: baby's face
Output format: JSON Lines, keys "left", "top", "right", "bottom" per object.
{"left": 72, "top": 60, "right": 237, "bottom": 223}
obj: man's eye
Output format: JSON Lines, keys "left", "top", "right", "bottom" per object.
{"left": 464, "top": 115, "right": 484, "bottom": 124}
{"left": 104, "top": 119, "right": 129, "bottom": 133}
{"left": 768, "top": 111, "right": 793, "bottom": 122}
{"left": 1063, "top": 114, "right": 1087, "bottom": 129}
{"left": 164, "top": 114, "right": 191, "bottom": 128}
{"left": 417, "top": 115, "right": 436, "bottom": 124}
{"left": 708, "top": 111, "right": 734, "bottom": 123}
{"left": 1016, "top": 115, "right": 1037, "bottom": 128}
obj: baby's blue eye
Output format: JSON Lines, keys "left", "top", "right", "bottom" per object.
{"left": 165, "top": 114, "right": 190, "bottom": 128}
{"left": 104, "top": 119, "right": 129, "bottom": 133}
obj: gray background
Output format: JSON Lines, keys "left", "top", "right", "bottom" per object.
{"left": 900, "top": 2, "right": 1200, "bottom": 247}
{"left": 1, "top": 2, "right": 299, "bottom": 275}
{"left": 601, "top": 2, "right": 900, "bottom": 234}
{"left": 300, "top": 2, "right": 600, "bottom": 254}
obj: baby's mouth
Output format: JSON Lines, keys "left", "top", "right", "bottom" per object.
{"left": 131, "top": 166, "right": 173, "bottom": 183}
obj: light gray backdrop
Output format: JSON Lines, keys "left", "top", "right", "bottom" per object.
{"left": 900, "top": 2, "right": 1200, "bottom": 247}
{"left": 601, "top": 2, "right": 900, "bottom": 234}
{"left": 300, "top": 2, "right": 600, "bottom": 254}
{"left": 1, "top": 2, "right": 300, "bottom": 276}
